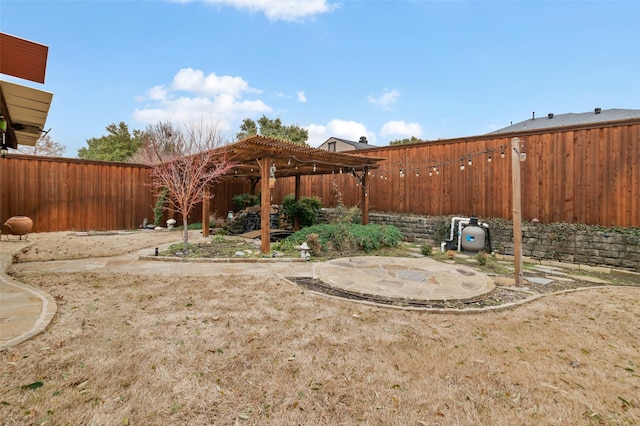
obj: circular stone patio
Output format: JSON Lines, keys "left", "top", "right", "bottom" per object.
{"left": 308, "top": 256, "right": 495, "bottom": 305}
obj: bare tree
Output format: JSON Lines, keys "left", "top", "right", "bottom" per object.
{"left": 141, "top": 121, "right": 235, "bottom": 251}
{"left": 17, "top": 134, "right": 66, "bottom": 156}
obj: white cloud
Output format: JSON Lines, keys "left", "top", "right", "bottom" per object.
{"left": 305, "top": 119, "right": 375, "bottom": 147}
{"left": 133, "top": 68, "right": 272, "bottom": 134}
{"left": 306, "top": 124, "right": 327, "bottom": 147}
{"left": 147, "top": 85, "right": 168, "bottom": 101}
{"left": 368, "top": 88, "right": 399, "bottom": 110}
{"left": 380, "top": 120, "right": 423, "bottom": 138}
{"left": 181, "top": 0, "right": 338, "bottom": 21}
{"left": 171, "top": 68, "right": 259, "bottom": 98}
{"left": 296, "top": 90, "right": 307, "bottom": 103}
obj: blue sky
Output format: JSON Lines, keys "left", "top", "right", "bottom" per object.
{"left": 2, "top": 0, "right": 639, "bottom": 156}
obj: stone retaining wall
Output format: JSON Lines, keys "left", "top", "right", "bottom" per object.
{"left": 366, "top": 212, "right": 640, "bottom": 272}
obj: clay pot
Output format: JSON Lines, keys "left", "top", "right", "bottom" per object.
{"left": 4, "top": 216, "right": 33, "bottom": 235}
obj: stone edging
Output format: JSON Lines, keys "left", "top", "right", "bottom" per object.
{"left": 278, "top": 273, "right": 633, "bottom": 314}
{"left": 139, "top": 255, "right": 306, "bottom": 263}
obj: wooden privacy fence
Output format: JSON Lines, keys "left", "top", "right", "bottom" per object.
{"left": 1, "top": 118, "right": 638, "bottom": 233}
{"left": 0, "top": 155, "right": 155, "bottom": 233}
{"left": 269, "top": 118, "right": 640, "bottom": 227}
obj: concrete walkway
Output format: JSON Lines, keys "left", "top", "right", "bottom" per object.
{"left": 0, "top": 239, "right": 57, "bottom": 351}
{"left": 1, "top": 241, "right": 494, "bottom": 351}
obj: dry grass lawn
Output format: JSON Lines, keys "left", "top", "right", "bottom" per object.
{"left": 1, "top": 232, "right": 639, "bottom": 425}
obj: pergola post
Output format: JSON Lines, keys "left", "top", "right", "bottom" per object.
{"left": 202, "top": 185, "right": 210, "bottom": 237}
{"left": 361, "top": 167, "right": 369, "bottom": 225}
{"left": 294, "top": 175, "right": 301, "bottom": 231}
{"left": 260, "top": 157, "right": 271, "bottom": 253}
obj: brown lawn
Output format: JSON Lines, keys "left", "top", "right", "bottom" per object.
{"left": 1, "top": 232, "right": 639, "bottom": 425}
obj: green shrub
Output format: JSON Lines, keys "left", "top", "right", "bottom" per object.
{"left": 273, "top": 238, "right": 296, "bottom": 252}
{"left": 282, "top": 194, "right": 297, "bottom": 225}
{"left": 232, "top": 193, "right": 260, "bottom": 210}
{"left": 282, "top": 194, "right": 322, "bottom": 228}
{"left": 212, "top": 234, "right": 226, "bottom": 244}
{"left": 285, "top": 223, "right": 403, "bottom": 254}
{"left": 476, "top": 251, "right": 489, "bottom": 266}
{"left": 154, "top": 187, "right": 169, "bottom": 226}
{"left": 421, "top": 243, "right": 433, "bottom": 256}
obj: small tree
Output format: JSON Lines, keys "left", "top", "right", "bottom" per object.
{"left": 140, "top": 121, "right": 235, "bottom": 251}
{"left": 17, "top": 134, "right": 66, "bottom": 156}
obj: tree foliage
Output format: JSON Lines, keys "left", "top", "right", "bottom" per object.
{"left": 388, "top": 136, "right": 423, "bottom": 146}
{"left": 77, "top": 122, "right": 144, "bottom": 161}
{"left": 235, "top": 115, "right": 308, "bottom": 145}
{"left": 128, "top": 122, "right": 182, "bottom": 165}
{"left": 16, "top": 134, "right": 66, "bottom": 157}
{"left": 141, "top": 121, "right": 235, "bottom": 251}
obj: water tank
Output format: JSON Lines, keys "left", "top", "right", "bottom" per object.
{"left": 461, "top": 220, "right": 486, "bottom": 252}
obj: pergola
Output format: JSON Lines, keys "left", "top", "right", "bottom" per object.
{"left": 205, "top": 135, "right": 385, "bottom": 253}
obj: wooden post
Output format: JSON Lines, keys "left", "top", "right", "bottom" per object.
{"left": 260, "top": 157, "right": 271, "bottom": 253}
{"left": 294, "top": 175, "right": 301, "bottom": 231}
{"left": 361, "top": 167, "right": 369, "bottom": 225}
{"left": 202, "top": 186, "right": 210, "bottom": 237}
{"left": 511, "top": 137, "right": 524, "bottom": 287}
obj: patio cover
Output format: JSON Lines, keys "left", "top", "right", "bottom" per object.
{"left": 0, "top": 33, "right": 48, "bottom": 84}
{"left": 208, "top": 135, "right": 385, "bottom": 252}
{"left": 0, "top": 80, "right": 53, "bottom": 148}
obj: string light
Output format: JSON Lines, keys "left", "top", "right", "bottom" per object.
{"left": 313, "top": 163, "right": 316, "bottom": 172}
{"left": 327, "top": 144, "right": 509, "bottom": 181}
